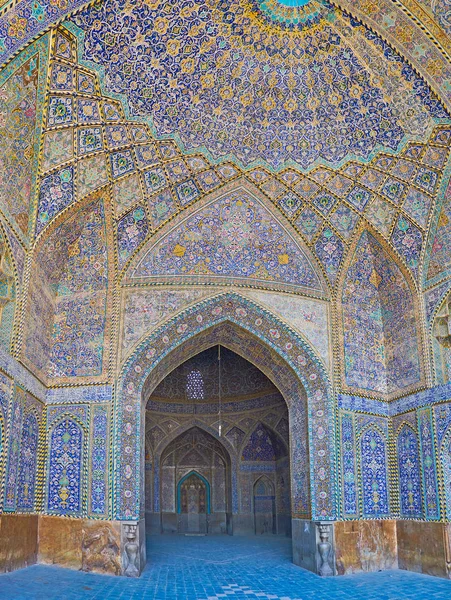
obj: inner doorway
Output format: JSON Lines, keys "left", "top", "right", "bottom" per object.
{"left": 144, "top": 345, "right": 291, "bottom": 537}
{"left": 160, "top": 426, "right": 231, "bottom": 534}
{"left": 178, "top": 471, "right": 209, "bottom": 533}
{"left": 254, "top": 476, "right": 276, "bottom": 535}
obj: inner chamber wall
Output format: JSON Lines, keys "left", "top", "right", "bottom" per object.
{"left": 144, "top": 346, "right": 291, "bottom": 536}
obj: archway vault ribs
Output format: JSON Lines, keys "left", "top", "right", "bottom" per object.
{"left": 115, "top": 292, "right": 336, "bottom": 521}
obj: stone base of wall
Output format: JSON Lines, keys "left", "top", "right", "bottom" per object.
{"left": 334, "top": 520, "right": 451, "bottom": 579}
{"left": 397, "top": 521, "right": 451, "bottom": 579}
{"left": 1, "top": 515, "right": 451, "bottom": 579}
{"left": 38, "top": 516, "right": 122, "bottom": 576}
{"left": 292, "top": 519, "right": 318, "bottom": 573}
{"left": 334, "top": 520, "right": 397, "bottom": 575}
{"left": 0, "top": 514, "right": 38, "bottom": 573}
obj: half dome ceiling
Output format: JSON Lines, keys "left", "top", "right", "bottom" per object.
{"left": 0, "top": 0, "right": 450, "bottom": 296}
{"left": 70, "top": 0, "right": 449, "bottom": 171}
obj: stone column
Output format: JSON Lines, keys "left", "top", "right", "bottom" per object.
{"left": 291, "top": 519, "right": 336, "bottom": 576}
{"left": 121, "top": 519, "right": 146, "bottom": 577}
{"left": 316, "top": 521, "right": 335, "bottom": 576}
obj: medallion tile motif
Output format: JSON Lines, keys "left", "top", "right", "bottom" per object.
{"left": 72, "top": 0, "right": 449, "bottom": 170}
{"left": 129, "top": 188, "right": 324, "bottom": 293}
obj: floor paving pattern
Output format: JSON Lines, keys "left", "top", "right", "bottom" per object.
{"left": 0, "top": 535, "right": 450, "bottom": 600}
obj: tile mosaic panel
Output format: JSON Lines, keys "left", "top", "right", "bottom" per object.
{"left": 72, "top": 0, "right": 449, "bottom": 170}
{"left": 36, "top": 166, "right": 74, "bottom": 235}
{"left": 441, "top": 429, "right": 451, "bottom": 520}
{"left": 360, "top": 427, "right": 390, "bottom": 518}
{"left": 16, "top": 412, "right": 39, "bottom": 511}
{"left": 89, "top": 405, "right": 108, "bottom": 517}
{"left": 397, "top": 425, "right": 423, "bottom": 519}
{"left": 341, "top": 231, "right": 422, "bottom": 397}
{"left": 117, "top": 206, "right": 149, "bottom": 270}
{"left": 0, "top": 37, "right": 48, "bottom": 241}
{"left": 128, "top": 187, "right": 324, "bottom": 294}
{"left": 41, "top": 129, "right": 74, "bottom": 172}
{"left": 417, "top": 407, "right": 440, "bottom": 520}
{"left": 77, "top": 154, "right": 108, "bottom": 198}
{"left": 47, "top": 417, "right": 84, "bottom": 515}
{"left": 340, "top": 412, "right": 358, "bottom": 517}
{"left": 426, "top": 181, "right": 451, "bottom": 285}
{"left": 244, "top": 291, "right": 330, "bottom": 370}
{"left": 121, "top": 288, "right": 211, "bottom": 360}
{"left": 3, "top": 388, "right": 23, "bottom": 511}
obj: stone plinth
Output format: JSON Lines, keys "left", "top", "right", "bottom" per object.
{"left": 38, "top": 516, "right": 121, "bottom": 575}
{"left": 334, "top": 520, "right": 397, "bottom": 575}
{"left": 0, "top": 514, "right": 38, "bottom": 573}
{"left": 397, "top": 521, "right": 451, "bottom": 579}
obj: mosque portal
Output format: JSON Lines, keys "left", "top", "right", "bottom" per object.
{"left": 144, "top": 346, "right": 292, "bottom": 538}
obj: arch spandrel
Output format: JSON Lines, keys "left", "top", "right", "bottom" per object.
{"left": 123, "top": 179, "right": 329, "bottom": 298}
{"left": 115, "top": 292, "right": 336, "bottom": 522}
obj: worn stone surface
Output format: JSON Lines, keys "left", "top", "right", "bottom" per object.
{"left": 39, "top": 516, "right": 121, "bottom": 575}
{"left": 291, "top": 519, "right": 318, "bottom": 574}
{"left": 334, "top": 520, "right": 397, "bottom": 575}
{"left": 0, "top": 514, "right": 38, "bottom": 573}
{"left": 38, "top": 515, "right": 84, "bottom": 569}
{"left": 82, "top": 519, "right": 121, "bottom": 575}
{"left": 398, "top": 521, "right": 450, "bottom": 579}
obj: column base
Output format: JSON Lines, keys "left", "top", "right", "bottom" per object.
{"left": 121, "top": 519, "right": 146, "bottom": 577}
{"left": 291, "top": 519, "right": 335, "bottom": 575}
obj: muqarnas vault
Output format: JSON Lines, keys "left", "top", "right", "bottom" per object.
{"left": 0, "top": 0, "right": 451, "bottom": 580}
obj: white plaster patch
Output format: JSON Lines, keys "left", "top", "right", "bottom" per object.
{"left": 244, "top": 290, "right": 331, "bottom": 371}
{"left": 120, "top": 288, "right": 212, "bottom": 360}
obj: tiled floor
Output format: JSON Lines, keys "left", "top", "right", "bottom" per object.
{"left": 0, "top": 535, "right": 450, "bottom": 599}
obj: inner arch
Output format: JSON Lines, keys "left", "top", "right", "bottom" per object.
{"left": 144, "top": 345, "right": 293, "bottom": 537}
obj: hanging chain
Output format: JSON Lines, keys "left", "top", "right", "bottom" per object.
{"left": 218, "top": 344, "right": 222, "bottom": 436}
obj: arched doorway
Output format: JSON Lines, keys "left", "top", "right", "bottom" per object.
{"left": 178, "top": 471, "right": 210, "bottom": 523}
{"left": 159, "top": 425, "right": 231, "bottom": 534}
{"left": 145, "top": 346, "right": 291, "bottom": 537}
{"left": 254, "top": 476, "right": 276, "bottom": 535}
{"left": 115, "top": 292, "right": 336, "bottom": 572}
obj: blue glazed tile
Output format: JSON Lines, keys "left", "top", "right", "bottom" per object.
{"left": 1, "top": 537, "right": 450, "bottom": 600}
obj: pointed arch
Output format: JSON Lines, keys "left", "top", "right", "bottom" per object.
{"left": 123, "top": 178, "right": 329, "bottom": 297}
{"left": 154, "top": 421, "right": 235, "bottom": 463}
{"left": 358, "top": 425, "right": 390, "bottom": 518}
{"left": 338, "top": 225, "right": 425, "bottom": 399}
{"left": 254, "top": 475, "right": 275, "bottom": 496}
{"left": 156, "top": 423, "right": 233, "bottom": 516}
{"left": 176, "top": 471, "right": 211, "bottom": 515}
{"left": 396, "top": 424, "right": 423, "bottom": 519}
{"left": 115, "top": 291, "right": 336, "bottom": 521}
{"left": 241, "top": 422, "right": 288, "bottom": 462}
